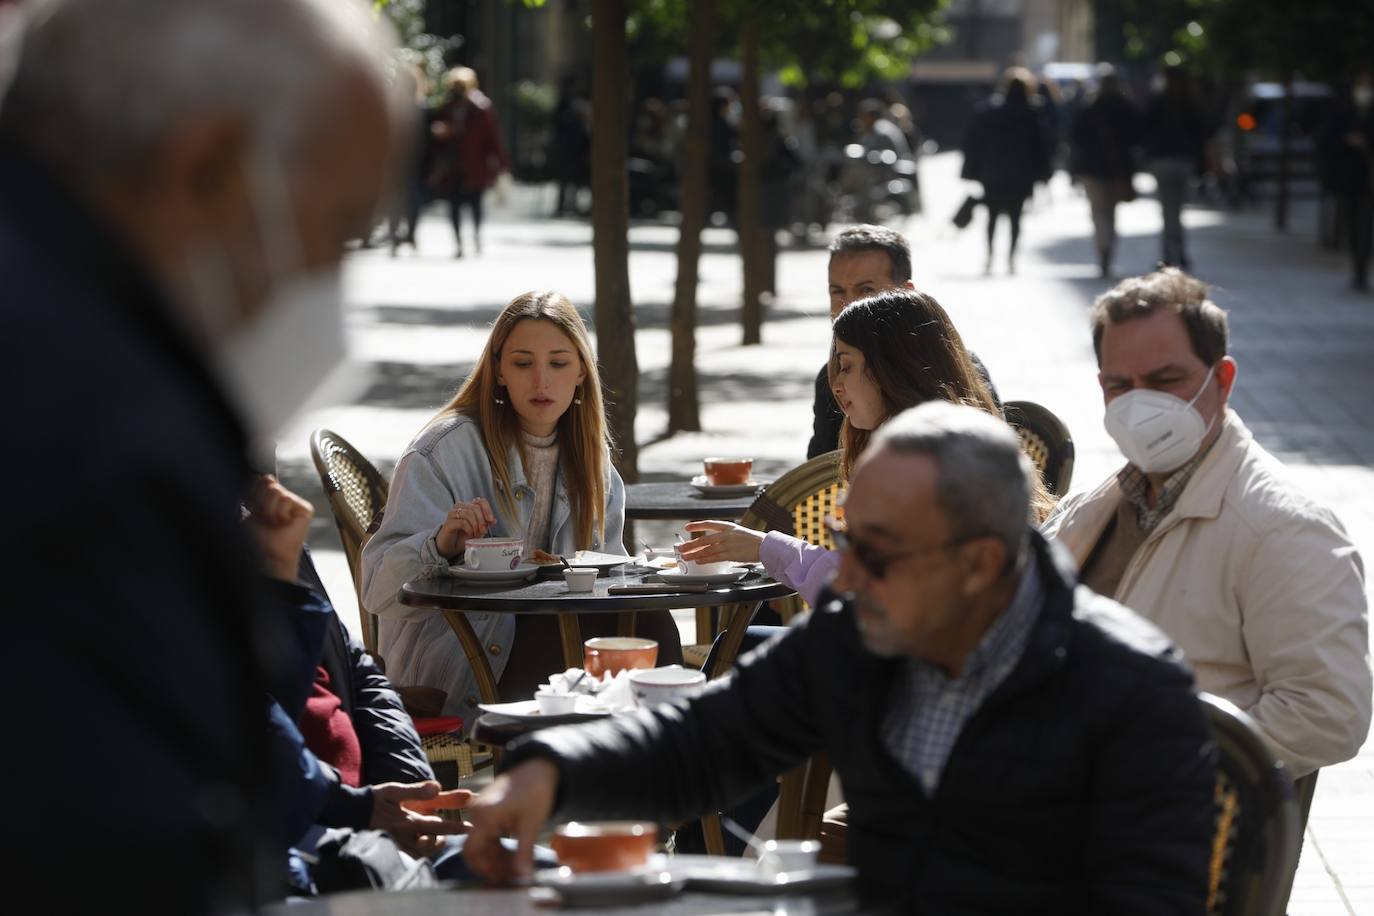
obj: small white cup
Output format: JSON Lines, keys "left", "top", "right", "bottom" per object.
{"left": 535, "top": 690, "right": 579, "bottom": 715}
{"left": 672, "top": 541, "right": 734, "bottom": 576}
{"left": 563, "top": 567, "right": 597, "bottom": 592}
{"left": 629, "top": 665, "right": 707, "bottom": 708}
{"left": 464, "top": 537, "right": 525, "bottom": 571}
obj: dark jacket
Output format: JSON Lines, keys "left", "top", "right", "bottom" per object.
{"left": 1143, "top": 91, "right": 1206, "bottom": 171}
{"left": 807, "top": 354, "right": 1004, "bottom": 460}
{"left": 1318, "top": 101, "right": 1374, "bottom": 196}
{"left": 319, "top": 614, "right": 434, "bottom": 786}
{"left": 2, "top": 140, "right": 282, "bottom": 910}
{"left": 961, "top": 95, "right": 1052, "bottom": 200}
{"left": 504, "top": 532, "right": 1216, "bottom": 912}
{"left": 429, "top": 90, "right": 508, "bottom": 193}
{"left": 1070, "top": 92, "right": 1143, "bottom": 180}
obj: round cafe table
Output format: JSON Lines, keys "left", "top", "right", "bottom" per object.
{"left": 399, "top": 565, "right": 795, "bottom": 710}
{"left": 624, "top": 481, "right": 764, "bottom": 521}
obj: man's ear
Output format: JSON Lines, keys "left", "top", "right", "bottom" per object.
{"left": 153, "top": 114, "right": 251, "bottom": 234}
{"left": 960, "top": 537, "right": 1007, "bottom": 598}
{"left": 1215, "top": 356, "right": 1238, "bottom": 403}
{"left": 902, "top": 279, "right": 915, "bottom": 290}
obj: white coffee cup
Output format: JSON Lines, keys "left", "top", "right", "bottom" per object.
{"left": 464, "top": 537, "right": 525, "bottom": 571}
{"left": 629, "top": 665, "right": 707, "bottom": 708}
{"left": 672, "top": 540, "right": 734, "bottom": 576}
{"left": 563, "top": 567, "right": 597, "bottom": 593}
{"left": 759, "top": 839, "right": 820, "bottom": 874}
{"left": 535, "top": 689, "right": 579, "bottom": 715}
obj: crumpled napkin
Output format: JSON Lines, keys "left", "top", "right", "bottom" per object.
{"left": 544, "top": 667, "right": 637, "bottom": 713}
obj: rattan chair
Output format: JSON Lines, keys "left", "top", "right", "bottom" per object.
{"left": 1201, "top": 692, "right": 1302, "bottom": 916}
{"left": 310, "top": 428, "right": 389, "bottom": 655}
{"left": 1003, "top": 399, "right": 1075, "bottom": 497}
{"left": 309, "top": 428, "right": 483, "bottom": 779}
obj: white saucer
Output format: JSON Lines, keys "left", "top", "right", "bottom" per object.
{"left": 650, "top": 567, "right": 751, "bottom": 586}
{"left": 533, "top": 865, "right": 685, "bottom": 907}
{"left": 690, "top": 475, "right": 765, "bottom": 498}
{"left": 477, "top": 698, "right": 611, "bottom": 723}
{"left": 446, "top": 562, "right": 539, "bottom": 584}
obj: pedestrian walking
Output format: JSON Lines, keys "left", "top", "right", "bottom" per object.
{"left": 1070, "top": 66, "right": 1143, "bottom": 277}
{"left": 1318, "top": 71, "right": 1374, "bottom": 291}
{"left": 428, "top": 66, "right": 508, "bottom": 258}
{"left": 961, "top": 68, "right": 1051, "bottom": 274}
{"left": 1143, "top": 65, "right": 1206, "bottom": 269}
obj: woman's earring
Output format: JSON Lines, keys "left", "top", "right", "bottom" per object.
{"left": 494, "top": 386, "right": 506, "bottom": 405}
{"left": 573, "top": 386, "right": 583, "bottom": 406}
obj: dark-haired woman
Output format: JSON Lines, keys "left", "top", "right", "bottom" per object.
{"left": 680, "top": 288, "right": 1054, "bottom": 605}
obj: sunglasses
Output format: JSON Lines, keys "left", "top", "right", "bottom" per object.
{"left": 824, "top": 516, "right": 972, "bottom": 581}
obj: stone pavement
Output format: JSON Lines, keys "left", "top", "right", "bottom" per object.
{"left": 277, "top": 153, "right": 1373, "bottom": 913}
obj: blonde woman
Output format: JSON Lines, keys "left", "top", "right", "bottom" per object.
{"left": 362, "top": 292, "right": 680, "bottom": 724}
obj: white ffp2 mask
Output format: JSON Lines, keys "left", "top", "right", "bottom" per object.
{"left": 1104, "top": 366, "right": 1218, "bottom": 474}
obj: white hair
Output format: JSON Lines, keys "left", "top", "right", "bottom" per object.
{"left": 1, "top": 0, "right": 397, "bottom": 176}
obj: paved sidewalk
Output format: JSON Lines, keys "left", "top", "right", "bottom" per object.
{"left": 279, "top": 154, "right": 1372, "bottom": 913}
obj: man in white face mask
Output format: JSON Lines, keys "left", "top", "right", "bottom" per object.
{"left": 1, "top": 0, "right": 403, "bottom": 908}
{"left": 1043, "top": 269, "right": 1371, "bottom": 791}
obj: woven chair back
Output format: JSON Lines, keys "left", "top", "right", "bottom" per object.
{"left": 309, "top": 429, "right": 389, "bottom": 654}
{"left": 1200, "top": 693, "right": 1302, "bottom": 916}
{"left": 1004, "top": 399, "right": 1075, "bottom": 497}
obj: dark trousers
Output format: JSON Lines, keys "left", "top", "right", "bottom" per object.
{"left": 446, "top": 188, "right": 485, "bottom": 252}
{"left": 1341, "top": 189, "right": 1374, "bottom": 287}
{"left": 983, "top": 191, "right": 1026, "bottom": 263}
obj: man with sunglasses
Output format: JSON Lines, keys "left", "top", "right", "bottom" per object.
{"left": 461, "top": 402, "right": 1216, "bottom": 912}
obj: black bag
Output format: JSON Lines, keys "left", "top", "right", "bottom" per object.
{"left": 952, "top": 195, "right": 980, "bottom": 229}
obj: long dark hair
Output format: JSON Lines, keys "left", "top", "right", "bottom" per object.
{"left": 830, "top": 288, "right": 998, "bottom": 480}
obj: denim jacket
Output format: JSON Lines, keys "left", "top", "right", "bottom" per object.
{"left": 360, "top": 413, "right": 626, "bottom": 727}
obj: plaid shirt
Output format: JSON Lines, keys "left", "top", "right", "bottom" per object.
{"left": 1117, "top": 436, "right": 1219, "bottom": 533}
{"left": 881, "top": 562, "right": 1042, "bottom": 796}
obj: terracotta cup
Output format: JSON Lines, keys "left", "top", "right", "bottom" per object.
{"left": 703, "top": 457, "right": 753, "bottom": 486}
{"left": 582, "top": 637, "right": 658, "bottom": 678}
{"left": 551, "top": 821, "right": 658, "bottom": 873}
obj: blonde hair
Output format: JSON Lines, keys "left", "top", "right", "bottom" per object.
{"left": 436, "top": 291, "right": 612, "bottom": 549}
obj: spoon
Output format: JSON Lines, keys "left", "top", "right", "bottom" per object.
{"left": 720, "top": 816, "right": 771, "bottom": 859}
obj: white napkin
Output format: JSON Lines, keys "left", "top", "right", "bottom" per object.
{"left": 543, "top": 668, "right": 636, "bottom": 713}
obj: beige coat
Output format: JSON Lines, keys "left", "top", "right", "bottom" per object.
{"left": 1043, "top": 410, "right": 1371, "bottom": 778}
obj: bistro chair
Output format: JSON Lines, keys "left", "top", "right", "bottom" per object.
{"left": 309, "top": 428, "right": 483, "bottom": 780}
{"left": 1201, "top": 692, "right": 1302, "bottom": 916}
{"left": 310, "top": 428, "right": 389, "bottom": 655}
{"left": 1003, "top": 399, "right": 1075, "bottom": 497}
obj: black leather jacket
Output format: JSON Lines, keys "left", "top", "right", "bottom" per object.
{"left": 504, "top": 532, "right": 1216, "bottom": 913}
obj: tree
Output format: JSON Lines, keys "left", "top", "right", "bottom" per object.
{"left": 591, "top": 0, "right": 640, "bottom": 479}
{"left": 666, "top": 0, "right": 715, "bottom": 433}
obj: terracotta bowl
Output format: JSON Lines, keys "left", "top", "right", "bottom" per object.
{"left": 703, "top": 457, "right": 753, "bottom": 486}
{"left": 551, "top": 821, "right": 658, "bottom": 873}
{"left": 583, "top": 637, "right": 659, "bottom": 678}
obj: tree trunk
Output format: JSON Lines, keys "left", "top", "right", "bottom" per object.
{"left": 591, "top": 0, "right": 638, "bottom": 480}
{"left": 1274, "top": 74, "right": 1292, "bottom": 231}
{"left": 666, "top": 0, "right": 715, "bottom": 434}
{"left": 738, "top": 17, "right": 763, "bottom": 346}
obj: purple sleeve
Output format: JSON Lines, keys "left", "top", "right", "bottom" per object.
{"left": 760, "top": 530, "right": 839, "bottom": 608}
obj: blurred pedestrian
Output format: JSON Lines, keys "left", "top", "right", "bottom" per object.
{"left": 1143, "top": 65, "right": 1206, "bottom": 269}
{"left": 429, "top": 66, "right": 508, "bottom": 257}
{"left": 0, "top": 0, "right": 401, "bottom": 907}
{"left": 1070, "top": 66, "right": 1143, "bottom": 277}
{"left": 961, "top": 68, "right": 1051, "bottom": 274}
{"left": 551, "top": 74, "right": 590, "bottom": 217}
{"left": 708, "top": 87, "right": 740, "bottom": 223}
{"left": 1318, "top": 71, "right": 1374, "bottom": 291}
{"left": 389, "top": 61, "right": 432, "bottom": 255}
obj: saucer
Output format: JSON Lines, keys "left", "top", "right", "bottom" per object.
{"left": 446, "top": 562, "right": 539, "bottom": 584}
{"left": 477, "top": 698, "right": 611, "bottom": 725}
{"left": 689, "top": 475, "right": 765, "bottom": 498}
{"left": 532, "top": 865, "right": 685, "bottom": 907}
{"left": 648, "top": 567, "right": 751, "bottom": 586}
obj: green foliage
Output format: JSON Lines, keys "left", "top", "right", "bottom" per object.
{"left": 627, "top": 0, "right": 949, "bottom": 88}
